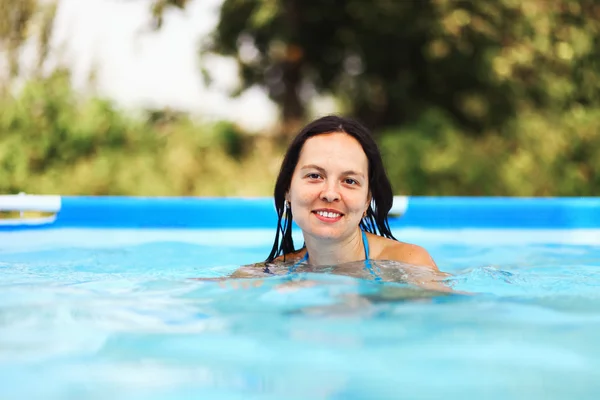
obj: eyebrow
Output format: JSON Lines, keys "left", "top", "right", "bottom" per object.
{"left": 299, "top": 164, "right": 365, "bottom": 178}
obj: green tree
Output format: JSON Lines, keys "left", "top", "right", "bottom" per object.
{"left": 152, "top": 0, "right": 600, "bottom": 135}
{"left": 0, "top": 0, "right": 57, "bottom": 81}
{"left": 0, "top": 0, "right": 36, "bottom": 79}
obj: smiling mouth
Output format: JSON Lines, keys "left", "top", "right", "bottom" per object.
{"left": 313, "top": 210, "right": 343, "bottom": 219}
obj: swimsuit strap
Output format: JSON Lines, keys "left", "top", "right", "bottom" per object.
{"left": 361, "top": 230, "right": 382, "bottom": 281}
{"left": 287, "top": 230, "right": 381, "bottom": 281}
{"left": 287, "top": 252, "right": 307, "bottom": 274}
{"left": 362, "top": 230, "right": 370, "bottom": 259}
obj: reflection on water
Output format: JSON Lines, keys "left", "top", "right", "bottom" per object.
{"left": 232, "top": 258, "right": 453, "bottom": 291}
{"left": 1, "top": 234, "right": 600, "bottom": 399}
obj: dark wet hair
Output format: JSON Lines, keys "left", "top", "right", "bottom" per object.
{"left": 266, "top": 115, "right": 397, "bottom": 263}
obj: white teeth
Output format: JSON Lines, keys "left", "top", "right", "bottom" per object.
{"left": 316, "top": 211, "right": 341, "bottom": 218}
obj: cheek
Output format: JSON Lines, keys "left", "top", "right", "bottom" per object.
{"left": 352, "top": 193, "right": 371, "bottom": 213}
{"left": 293, "top": 192, "right": 314, "bottom": 206}
{"left": 289, "top": 180, "right": 316, "bottom": 204}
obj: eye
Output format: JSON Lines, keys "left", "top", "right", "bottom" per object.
{"left": 344, "top": 178, "right": 358, "bottom": 185}
{"left": 305, "top": 173, "right": 322, "bottom": 180}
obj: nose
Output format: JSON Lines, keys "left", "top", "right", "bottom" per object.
{"left": 320, "top": 181, "right": 340, "bottom": 203}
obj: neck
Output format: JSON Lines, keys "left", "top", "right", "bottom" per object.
{"left": 303, "top": 229, "right": 365, "bottom": 266}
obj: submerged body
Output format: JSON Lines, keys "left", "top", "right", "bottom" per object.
{"left": 231, "top": 230, "right": 451, "bottom": 292}
{"left": 231, "top": 258, "right": 450, "bottom": 288}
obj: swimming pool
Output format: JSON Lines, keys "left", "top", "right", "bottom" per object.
{"left": 1, "top": 196, "right": 600, "bottom": 399}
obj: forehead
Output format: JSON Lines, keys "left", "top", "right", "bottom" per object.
{"left": 297, "top": 132, "right": 368, "bottom": 171}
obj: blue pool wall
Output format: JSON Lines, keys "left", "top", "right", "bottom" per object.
{"left": 2, "top": 196, "right": 599, "bottom": 230}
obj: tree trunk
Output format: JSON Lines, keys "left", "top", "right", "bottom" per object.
{"left": 278, "top": 0, "right": 305, "bottom": 140}
{"left": 279, "top": 56, "right": 305, "bottom": 140}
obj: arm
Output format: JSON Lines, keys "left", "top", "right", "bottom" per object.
{"left": 387, "top": 243, "right": 460, "bottom": 292}
{"left": 397, "top": 244, "right": 439, "bottom": 271}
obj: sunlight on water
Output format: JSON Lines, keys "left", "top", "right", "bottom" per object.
{"left": 1, "top": 228, "right": 600, "bottom": 399}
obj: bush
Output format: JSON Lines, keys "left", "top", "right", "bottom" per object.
{"left": 1, "top": 70, "right": 598, "bottom": 197}
{"left": 0, "top": 70, "right": 281, "bottom": 196}
{"left": 380, "top": 107, "right": 600, "bottom": 196}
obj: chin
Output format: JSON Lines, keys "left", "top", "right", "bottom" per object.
{"left": 305, "top": 226, "right": 344, "bottom": 241}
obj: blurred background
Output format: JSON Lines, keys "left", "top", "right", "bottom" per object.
{"left": 1, "top": 0, "right": 599, "bottom": 197}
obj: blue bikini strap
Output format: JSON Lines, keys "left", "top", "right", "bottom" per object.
{"left": 362, "top": 231, "right": 381, "bottom": 281}
{"left": 287, "top": 230, "right": 380, "bottom": 280}
{"left": 287, "top": 252, "right": 307, "bottom": 274}
{"left": 362, "top": 230, "right": 370, "bottom": 259}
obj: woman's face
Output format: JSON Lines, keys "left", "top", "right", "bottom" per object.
{"left": 287, "top": 132, "right": 371, "bottom": 242}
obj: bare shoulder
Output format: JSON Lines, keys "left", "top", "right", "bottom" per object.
{"left": 228, "top": 248, "right": 307, "bottom": 278}
{"left": 369, "top": 234, "right": 439, "bottom": 270}
{"left": 273, "top": 248, "right": 307, "bottom": 264}
{"left": 396, "top": 242, "right": 438, "bottom": 270}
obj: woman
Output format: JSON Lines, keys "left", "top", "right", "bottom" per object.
{"left": 233, "top": 115, "right": 447, "bottom": 287}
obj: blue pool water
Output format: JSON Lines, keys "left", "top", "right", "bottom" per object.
{"left": 1, "top": 227, "right": 600, "bottom": 399}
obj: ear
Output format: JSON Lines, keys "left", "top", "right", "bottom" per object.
{"left": 365, "top": 192, "right": 372, "bottom": 212}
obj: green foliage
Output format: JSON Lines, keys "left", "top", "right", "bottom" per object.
{"left": 0, "top": 0, "right": 56, "bottom": 79}
{"left": 380, "top": 107, "right": 600, "bottom": 196}
{"left": 0, "top": 71, "right": 281, "bottom": 196}
{"left": 1, "top": 69, "right": 598, "bottom": 197}
{"left": 157, "top": 0, "right": 600, "bottom": 134}
{"left": 149, "top": 0, "right": 190, "bottom": 29}
{"left": 1, "top": 0, "right": 599, "bottom": 198}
